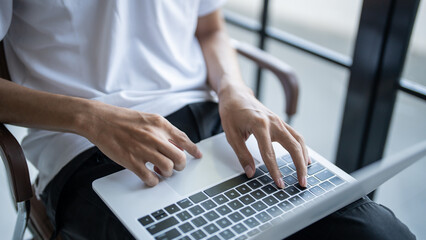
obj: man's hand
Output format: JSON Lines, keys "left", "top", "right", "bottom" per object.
{"left": 196, "top": 9, "right": 309, "bottom": 189}
{"left": 218, "top": 86, "right": 310, "bottom": 189}
{"left": 83, "top": 101, "right": 202, "bottom": 187}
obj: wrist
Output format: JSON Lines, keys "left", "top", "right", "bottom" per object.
{"left": 71, "top": 99, "right": 100, "bottom": 139}
{"left": 217, "top": 82, "right": 254, "bottom": 102}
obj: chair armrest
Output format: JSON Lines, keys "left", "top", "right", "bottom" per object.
{"left": 231, "top": 39, "right": 299, "bottom": 122}
{"left": 0, "top": 124, "right": 33, "bottom": 203}
{"left": 0, "top": 41, "right": 11, "bottom": 80}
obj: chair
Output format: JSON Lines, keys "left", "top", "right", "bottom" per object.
{"left": 0, "top": 39, "right": 299, "bottom": 240}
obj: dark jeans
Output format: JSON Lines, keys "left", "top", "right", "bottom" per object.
{"left": 41, "top": 101, "right": 415, "bottom": 240}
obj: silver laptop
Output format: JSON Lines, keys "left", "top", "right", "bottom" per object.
{"left": 93, "top": 132, "right": 426, "bottom": 240}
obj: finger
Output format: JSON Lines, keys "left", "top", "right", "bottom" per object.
{"left": 171, "top": 129, "right": 202, "bottom": 159}
{"left": 275, "top": 129, "right": 307, "bottom": 187}
{"left": 131, "top": 160, "right": 160, "bottom": 187}
{"left": 157, "top": 140, "right": 187, "bottom": 171}
{"left": 147, "top": 150, "right": 175, "bottom": 177}
{"left": 225, "top": 131, "right": 256, "bottom": 178}
{"left": 252, "top": 128, "right": 285, "bottom": 189}
{"left": 283, "top": 121, "right": 311, "bottom": 165}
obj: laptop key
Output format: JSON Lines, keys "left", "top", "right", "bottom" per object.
{"left": 295, "top": 183, "right": 307, "bottom": 191}
{"left": 315, "top": 170, "right": 334, "bottom": 181}
{"left": 151, "top": 210, "right": 168, "bottom": 221}
{"left": 247, "top": 229, "right": 260, "bottom": 236}
{"left": 273, "top": 191, "right": 290, "bottom": 201}
{"left": 259, "top": 164, "right": 269, "bottom": 173}
{"left": 281, "top": 155, "right": 293, "bottom": 163}
{"left": 255, "top": 211, "right": 272, "bottom": 223}
{"left": 228, "top": 212, "right": 244, "bottom": 223}
{"left": 240, "top": 206, "right": 256, "bottom": 217}
{"left": 204, "top": 223, "right": 220, "bottom": 234}
{"left": 146, "top": 216, "right": 179, "bottom": 235}
{"left": 247, "top": 179, "right": 262, "bottom": 189}
{"left": 232, "top": 223, "right": 248, "bottom": 234}
{"left": 262, "top": 196, "right": 278, "bottom": 206}
{"left": 204, "top": 174, "right": 249, "bottom": 197}
{"left": 212, "top": 194, "right": 229, "bottom": 205}
{"left": 259, "top": 222, "right": 273, "bottom": 231}
{"left": 138, "top": 215, "right": 154, "bottom": 226}
{"left": 177, "top": 199, "right": 193, "bottom": 209}
{"left": 224, "top": 189, "right": 241, "bottom": 200}
{"left": 216, "top": 217, "right": 232, "bottom": 228}
{"left": 320, "top": 181, "right": 335, "bottom": 191}
{"left": 283, "top": 175, "right": 297, "bottom": 185}
{"left": 288, "top": 163, "right": 296, "bottom": 171}
{"left": 189, "top": 205, "right": 205, "bottom": 216}
{"left": 178, "top": 222, "right": 194, "bottom": 233}
{"left": 289, "top": 195, "right": 305, "bottom": 206}
{"left": 191, "top": 216, "right": 208, "bottom": 227}
{"left": 228, "top": 199, "right": 244, "bottom": 210}
{"left": 235, "top": 236, "right": 248, "bottom": 240}
{"left": 236, "top": 184, "right": 251, "bottom": 194}
{"left": 299, "top": 190, "right": 315, "bottom": 201}
{"left": 253, "top": 168, "right": 264, "bottom": 178}
{"left": 330, "top": 176, "right": 344, "bottom": 186}
{"left": 176, "top": 211, "right": 192, "bottom": 221}
{"left": 155, "top": 228, "right": 180, "bottom": 240}
{"left": 261, "top": 184, "right": 277, "bottom": 194}
{"left": 277, "top": 157, "right": 287, "bottom": 167}
{"left": 201, "top": 199, "right": 217, "bottom": 210}
{"left": 204, "top": 210, "right": 220, "bottom": 221}
{"left": 307, "top": 176, "right": 320, "bottom": 186}
{"left": 216, "top": 205, "right": 232, "bottom": 216}
{"left": 164, "top": 204, "right": 181, "bottom": 215}
{"left": 277, "top": 200, "right": 294, "bottom": 212}
{"left": 206, "top": 236, "right": 220, "bottom": 240}
{"left": 251, "top": 201, "right": 268, "bottom": 212}
{"left": 219, "top": 229, "right": 235, "bottom": 240}
{"left": 258, "top": 175, "right": 273, "bottom": 185}
{"left": 284, "top": 186, "right": 300, "bottom": 196}
{"left": 189, "top": 192, "right": 208, "bottom": 204}
{"left": 251, "top": 189, "right": 266, "bottom": 200}
{"left": 279, "top": 166, "right": 293, "bottom": 176}
{"left": 310, "top": 186, "right": 325, "bottom": 196}
{"left": 239, "top": 194, "right": 255, "bottom": 205}
{"left": 178, "top": 237, "right": 191, "bottom": 240}
{"left": 266, "top": 206, "right": 283, "bottom": 217}
{"left": 191, "top": 230, "right": 207, "bottom": 240}
{"left": 244, "top": 217, "right": 260, "bottom": 228}
{"left": 307, "top": 163, "right": 324, "bottom": 175}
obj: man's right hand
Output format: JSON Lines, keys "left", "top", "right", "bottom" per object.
{"left": 0, "top": 80, "right": 201, "bottom": 187}
{"left": 80, "top": 101, "right": 202, "bottom": 187}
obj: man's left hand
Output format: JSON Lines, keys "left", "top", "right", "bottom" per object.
{"left": 218, "top": 86, "right": 310, "bottom": 189}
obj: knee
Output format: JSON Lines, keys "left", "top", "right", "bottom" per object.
{"left": 333, "top": 200, "right": 416, "bottom": 240}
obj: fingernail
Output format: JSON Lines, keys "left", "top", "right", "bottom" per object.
{"left": 302, "top": 176, "right": 307, "bottom": 187}
{"left": 196, "top": 150, "right": 203, "bottom": 158}
{"left": 277, "top": 178, "right": 285, "bottom": 189}
{"left": 244, "top": 165, "right": 254, "bottom": 178}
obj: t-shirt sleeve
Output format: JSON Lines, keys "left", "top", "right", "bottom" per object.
{"left": 0, "top": 0, "right": 13, "bottom": 40}
{"left": 198, "top": 0, "right": 227, "bottom": 17}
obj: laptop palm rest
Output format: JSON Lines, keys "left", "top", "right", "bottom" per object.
{"left": 92, "top": 133, "right": 263, "bottom": 233}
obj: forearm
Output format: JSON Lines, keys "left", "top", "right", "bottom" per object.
{"left": 0, "top": 78, "right": 94, "bottom": 136}
{"left": 196, "top": 12, "right": 253, "bottom": 99}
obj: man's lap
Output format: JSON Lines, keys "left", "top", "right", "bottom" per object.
{"left": 41, "top": 101, "right": 415, "bottom": 240}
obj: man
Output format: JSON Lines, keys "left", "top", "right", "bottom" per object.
{"left": 0, "top": 1, "right": 415, "bottom": 239}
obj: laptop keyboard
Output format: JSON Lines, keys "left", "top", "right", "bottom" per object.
{"left": 138, "top": 155, "right": 345, "bottom": 240}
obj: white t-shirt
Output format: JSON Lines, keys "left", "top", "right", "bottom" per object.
{"left": 0, "top": 0, "right": 226, "bottom": 195}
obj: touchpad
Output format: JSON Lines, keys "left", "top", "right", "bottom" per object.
{"left": 164, "top": 133, "right": 260, "bottom": 196}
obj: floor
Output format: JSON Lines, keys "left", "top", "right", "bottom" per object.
{"left": 1, "top": 1, "right": 426, "bottom": 239}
